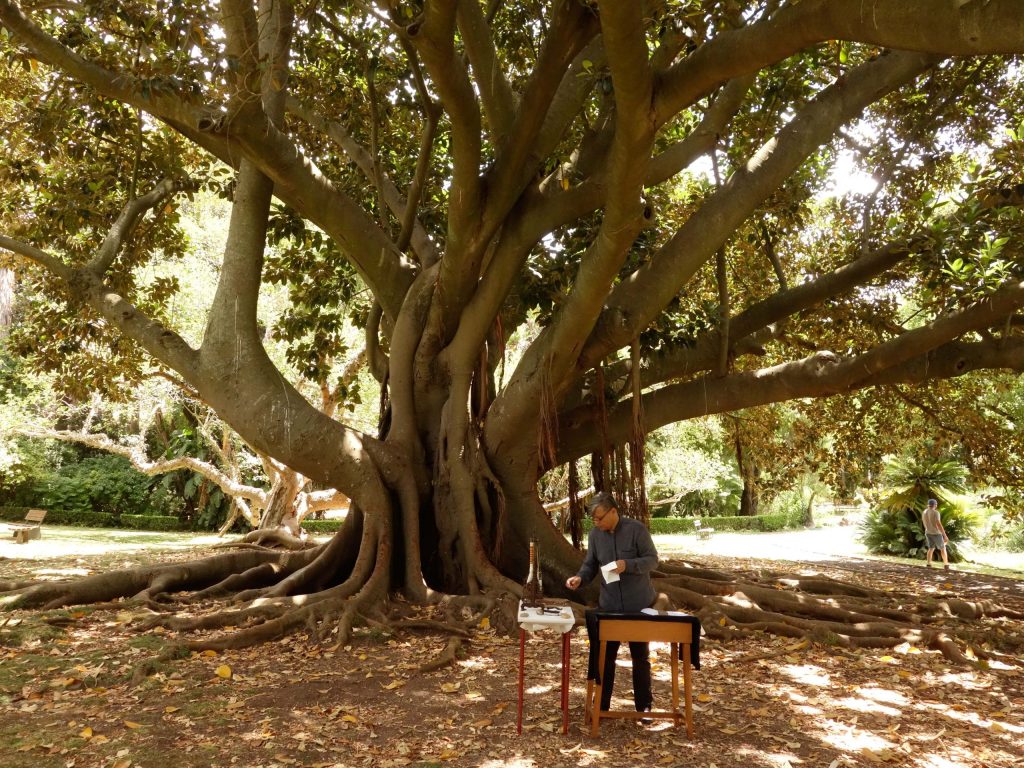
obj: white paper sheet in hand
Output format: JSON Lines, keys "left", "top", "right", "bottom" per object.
{"left": 601, "top": 561, "right": 620, "bottom": 584}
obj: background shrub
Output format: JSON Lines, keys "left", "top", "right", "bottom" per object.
{"left": 39, "top": 455, "right": 152, "bottom": 518}
{"left": 1003, "top": 523, "right": 1024, "bottom": 553}
{"left": 581, "top": 509, "right": 803, "bottom": 535}
{"left": 301, "top": 519, "right": 344, "bottom": 534}
{"left": 122, "top": 514, "right": 181, "bottom": 531}
{"left": 48, "top": 509, "right": 119, "bottom": 528}
{"left": 859, "top": 455, "right": 977, "bottom": 562}
{"left": 860, "top": 503, "right": 977, "bottom": 562}
{"left": 0, "top": 506, "right": 32, "bottom": 522}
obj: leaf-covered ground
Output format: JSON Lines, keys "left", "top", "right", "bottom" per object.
{"left": 1, "top": 545, "right": 1022, "bottom": 768}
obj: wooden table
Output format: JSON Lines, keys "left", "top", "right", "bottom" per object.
{"left": 516, "top": 600, "right": 575, "bottom": 734}
{"left": 585, "top": 610, "right": 701, "bottom": 737}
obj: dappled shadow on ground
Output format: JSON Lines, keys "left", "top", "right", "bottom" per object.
{"left": 0, "top": 551, "right": 1022, "bottom": 767}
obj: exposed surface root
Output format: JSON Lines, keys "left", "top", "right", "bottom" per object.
{"left": 5, "top": 536, "right": 1020, "bottom": 672}
{"left": 389, "top": 618, "right": 472, "bottom": 637}
{"left": 651, "top": 560, "right": 1024, "bottom": 667}
{"left": 3, "top": 549, "right": 288, "bottom": 610}
{"left": 137, "top": 601, "right": 293, "bottom": 633}
{"left": 232, "top": 529, "right": 316, "bottom": 550}
{"left": 0, "top": 579, "right": 36, "bottom": 593}
{"left": 415, "top": 636, "right": 464, "bottom": 674}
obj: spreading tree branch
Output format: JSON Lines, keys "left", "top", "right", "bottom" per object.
{"left": 654, "top": 0, "right": 1024, "bottom": 126}
{"left": 555, "top": 280, "right": 1024, "bottom": 465}
{"left": 20, "top": 428, "right": 267, "bottom": 504}
{"left": 88, "top": 179, "right": 180, "bottom": 275}
{"left": 0, "top": 0, "right": 415, "bottom": 321}
{"left": 579, "top": 49, "right": 936, "bottom": 371}
{"left": 285, "top": 97, "right": 437, "bottom": 265}
{"left": 456, "top": 0, "right": 515, "bottom": 138}
{"left": 409, "top": 0, "right": 483, "bottom": 243}
{"left": 0, "top": 236, "right": 74, "bottom": 281}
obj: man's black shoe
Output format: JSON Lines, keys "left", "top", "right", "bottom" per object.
{"left": 639, "top": 707, "right": 653, "bottom": 725}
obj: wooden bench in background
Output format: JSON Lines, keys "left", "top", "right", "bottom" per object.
{"left": 694, "top": 519, "right": 715, "bottom": 540}
{"left": 10, "top": 508, "right": 47, "bottom": 544}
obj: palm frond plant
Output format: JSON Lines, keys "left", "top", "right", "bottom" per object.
{"left": 860, "top": 457, "right": 977, "bottom": 562}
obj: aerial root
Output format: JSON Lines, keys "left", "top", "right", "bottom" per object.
{"left": 939, "top": 597, "right": 1024, "bottom": 621}
{"left": 927, "top": 631, "right": 985, "bottom": 667}
{"left": 654, "top": 560, "right": 734, "bottom": 582}
{"left": 435, "top": 593, "right": 498, "bottom": 626}
{"left": 1, "top": 548, "right": 295, "bottom": 611}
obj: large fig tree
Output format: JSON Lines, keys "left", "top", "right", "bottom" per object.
{"left": 2, "top": 0, "right": 1024, "bottom": 664}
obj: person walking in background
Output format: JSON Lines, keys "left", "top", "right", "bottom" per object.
{"left": 922, "top": 498, "right": 949, "bottom": 570}
{"left": 565, "top": 492, "right": 658, "bottom": 714}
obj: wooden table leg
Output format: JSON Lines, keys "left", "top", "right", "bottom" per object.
{"left": 560, "top": 631, "right": 570, "bottom": 734}
{"left": 671, "top": 642, "right": 680, "bottom": 728}
{"left": 683, "top": 643, "right": 694, "bottom": 738}
{"left": 517, "top": 628, "right": 525, "bottom": 734}
{"left": 590, "top": 642, "right": 605, "bottom": 736}
{"left": 584, "top": 680, "right": 593, "bottom": 724}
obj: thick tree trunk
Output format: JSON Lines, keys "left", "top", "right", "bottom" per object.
{"left": 734, "top": 431, "right": 760, "bottom": 517}
{"left": 803, "top": 491, "right": 817, "bottom": 528}
{"left": 739, "top": 478, "right": 759, "bottom": 517}
{"left": 258, "top": 463, "right": 305, "bottom": 531}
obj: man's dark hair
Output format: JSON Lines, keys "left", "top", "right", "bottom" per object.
{"left": 587, "top": 491, "right": 619, "bottom": 517}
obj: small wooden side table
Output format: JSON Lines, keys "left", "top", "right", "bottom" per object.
{"left": 584, "top": 610, "right": 701, "bottom": 738}
{"left": 516, "top": 600, "right": 575, "bottom": 734}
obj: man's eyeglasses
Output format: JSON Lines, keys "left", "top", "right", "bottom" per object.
{"left": 591, "top": 506, "right": 613, "bottom": 523}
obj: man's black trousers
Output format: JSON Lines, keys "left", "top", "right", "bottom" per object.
{"left": 599, "top": 640, "right": 652, "bottom": 712}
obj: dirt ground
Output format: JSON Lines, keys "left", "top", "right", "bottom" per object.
{"left": 1, "top": 546, "right": 1023, "bottom": 768}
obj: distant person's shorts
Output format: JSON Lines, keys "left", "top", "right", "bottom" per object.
{"left": 925, "top": 533, "right": 946, "bottom": 550}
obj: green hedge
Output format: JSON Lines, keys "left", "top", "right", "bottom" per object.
{"left": 582, "top": 509, "right": 804, "bottom": 535}
{"left": 2, "top": 506, "right": 117, "bottom": 527}
{"left": 301, "top": 519, "right": 344, "bottom": 533}
{"left": 655, "top": 510, "right": 803, "bottom": 533}
{"left": 0, "top": 506, "right": 33, "bottom": 522}
{"left": 48, "top": 510, "right": 119, "bottom": 528}
{"left": 4, "top": 506, "right": 802, "bottom": 535}
{"left": 122, "top": 514, "right": 181, "bottom": 531}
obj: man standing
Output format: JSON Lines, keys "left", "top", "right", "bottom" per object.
{"left": 922, "top": 498, "right": 950, "bottom": 570}
{"left": 565, "top": 492, "right": 658, "bottom": 714}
